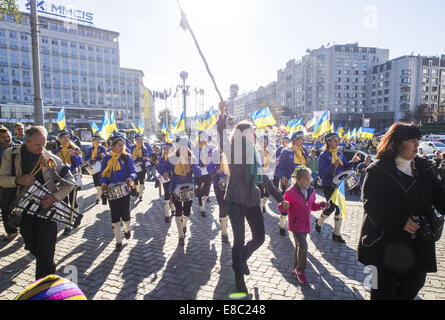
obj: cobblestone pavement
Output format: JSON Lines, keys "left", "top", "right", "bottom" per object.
{"left": 1, "top": 176, "right": 445, "bottom": 300}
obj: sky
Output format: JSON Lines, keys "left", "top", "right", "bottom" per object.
{"left": 18, "top": 0, "right": 445, "bottom": 119}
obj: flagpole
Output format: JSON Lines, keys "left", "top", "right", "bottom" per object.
{"left": 176, "top": 0, "right": 224, "bottom": 103}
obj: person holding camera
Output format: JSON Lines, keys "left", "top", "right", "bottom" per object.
{"left": 358, "top": 123, "right": 445, "bottom": 300}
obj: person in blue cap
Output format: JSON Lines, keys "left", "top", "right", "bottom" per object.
{"left": 193, "top": 131, "right": 217, "bottom": 217}
{"left": 100, "top": 133, "right": 137, "bottom": 252}
{"left": 315, "top": 132, "right": 360, "bottom": 243}
{"left": 157, "top": 142, "right": 175, "bottom": 223}
{"left": 53, "top": 130, "right": 83, "bottom": 236}
{"left": 275, "top": 131, "right": 309, "bottom": 236}
{"left": 130, "top": 133, "right": 152, "bottom": 200}
{"left": 84, "top": 134, "right": 107, "bottom": 204}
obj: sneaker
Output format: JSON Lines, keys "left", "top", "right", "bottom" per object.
{"left": 279, "top": 227, "right": 286, "bottom": 236}
{"left": 332, "top": 234, "right": 346, "bottom": 243}
{"left": 124, "top": 231, "right": 131, "bottom": 240}
{"left": 115, "top": 243, "right": 123, "bottom": 252}
{"left": 201, "top": 211, "right": 206, "bottom": 217}
{"left": 3, "top": 233, "right": 18, "bottom": 242}
{"left": 178, "top": 238, "right": 185, "bottom": 246}
{"left": 95, "top": 199, "right": 100, "bottom": 205}
{"left": 235, "top": 274, "right": 248, "bottom": 294}
{"left": 315, "top": 219, "right": 321, "bottom": 233}
{"left": 63, "top": 228, "right": 71, "bottom": 236}
{"left": 293, "top": 268, "right": 308, "bottom": 284}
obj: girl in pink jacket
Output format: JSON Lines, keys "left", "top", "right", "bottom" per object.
{"left": 279, "top": 166, "right": 329, "bottom": 284}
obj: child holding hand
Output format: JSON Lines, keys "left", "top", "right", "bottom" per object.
{"left": 279, "top": 166, "right": 330, "bottom": 284}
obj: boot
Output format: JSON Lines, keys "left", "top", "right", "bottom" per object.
{"left": 235, "top": 273, "right": 248, "bottom": 294}
{"left": 175, "top": 216, "right": 184, "bottom": 239}
{"left": 164, "top": 200, "right": 171, "bottom": 223}
{"left": 182, "top": 216, "right": 188, "bottom": 236}
{"left": 123, "top": 221, "right": 131, "bottom": 240}
{"left": 260, "top": 197, "right": 267, "bottom": 214}
{"left": 279, "top": 215, "right": 287, "bottom": 236}
{"left": 138, "top": 185, "right": 145, "bottom": 200}
{"left": 220, "top": 217, "right": 229, "bottom": 243}
{"left": 95, "top": 187, "right": 101, "bottom": 204}
{"left": 112, "top": 223, "right": 122, "bottom": 251}
{"left": 333, "top": 218, "right": 346, "bottom": 243}
{"left": 315, "top": 213, "right": 329, "bottom": 233}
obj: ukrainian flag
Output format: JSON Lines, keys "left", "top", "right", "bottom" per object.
{"left": 90, "top": 121, "right": 99, "bottom": 134}
{"left": 137, "top": 120, "right": 145, "bottom": 134}
{"left": 351, "top": 128, "right": 357, "bottom": 139}
{"left": 331, "top": 122, "right": 336, "bottom": 134}
{"left": 357, "top": 128, "right": 362, "bottom": 139}
{"left": 201, "top": 106, "right": 217, "bottom": 130}
{"left": 305, "top": 117, "right": 317, "bottom": 131}
{"left": 336, "top": 123, "right": 344, "bottom": 138}
{"left": 57, "top": 108, "right": 66, "bottom": 131}
{"left": 361, "top": 128, "right": 376, "bottom": 140}
{"left": 195, "top": 113, "right": 201, "bottom": 130}
{"left": 252, "top": 107, "right": 276, "bottom": 129}
{"left": 173, "top": 111, "right": 185, "bottom": 133}
{"left": 161, "top": 123, "right": 173, "bottom": 143}
{"left": 110, "top": 111, "right": 118, "bottom": 134}
{"left": 312, "top": 111, "right": 331, "bottom": 138}
{"left": 344, "top": 129, "right": 351, "bottom": 140}
{"left": 98, "top": 112, "right": 111, "bottom": 141}
{"left": 330, "top": 178, "right": 347, "bottom": 219}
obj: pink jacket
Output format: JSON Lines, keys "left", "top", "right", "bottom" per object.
{"left": 279, "top": 185, "right": 326, "bottom": 234}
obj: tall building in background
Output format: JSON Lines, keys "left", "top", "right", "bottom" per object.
{"left": 0, "top": 9, "right": 146, "bottom": 131}
{"left": 369, "top": 55, "right": 445, "bottom": 129}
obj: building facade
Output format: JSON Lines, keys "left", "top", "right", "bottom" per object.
{"left": 0, "top": 12, "right": 147, "bottom": 131}
{"left": 369, "top": 55, "right": 445, "bottom": 129}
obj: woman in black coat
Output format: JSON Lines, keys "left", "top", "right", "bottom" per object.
{"left": 358, "top": 123, "right": 445, "bottom": 300}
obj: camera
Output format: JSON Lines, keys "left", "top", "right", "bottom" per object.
{"left": 413, "top": 216, "right": 436, "bottom": 242}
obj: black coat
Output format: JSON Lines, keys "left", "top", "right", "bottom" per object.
{"left": 357, "top": 157, "right": 445, "bottom": 273}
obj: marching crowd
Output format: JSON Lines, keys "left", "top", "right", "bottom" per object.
{"left": 1, "top": 106, "right": 445, "bottom": 300}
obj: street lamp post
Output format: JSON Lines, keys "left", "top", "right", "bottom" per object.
{"left": 30, "top": 0, "right": 44, "bottom": 126}
{"left": 180, "top": 71, "right": 189, "bottom": 134}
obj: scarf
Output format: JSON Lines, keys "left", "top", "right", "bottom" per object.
{"left": 329, "top": 149, "right": 344, "bottom": 167}
{"left": 395, "top": 156, "right": 414, "bottom": 177}
{"left": 91, "top": 143, "right": 99, "bottom": 161}
{"left": 292, "top": 146, "right": 306, "bottom": 165}
{"left": 59, "top": 143, "right": 75, "bottom": 165}
{"left": 174, "top": 156, "right": 191, "bottom": 177}
{"left": 132, "top": 143, "right": 143, "bottom": 161}
{"left": 102, "top": 151, "right": 126, "bottom": 179}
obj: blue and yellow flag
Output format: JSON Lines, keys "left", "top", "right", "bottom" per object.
{"left": 305, "top": 117, "right": 317, "bottom": 131}
{"left": 252, "top": 107, "right": 276, "bottom": 129}
{"left": 200, "top": 106, "right": 217, "bottom": 130}
{"left": 351, "top": 128, "right": 357, "bottom": 139}
{"left": 331, "top": 122, "right": 336, "bottom": 134}
{"left": 173, "top": 111, "right": 185, "bottom": 133}
{"left": 110, "top": 111, "right": 118, "bottom": 134}
{"left": 98, "top": 111, "right": 112, "bottom": 141}
{"left": 336, "top": 123, "right": 344, "bottom": 138}
{"left": 57, "top": 108, "right": 66, "bottom": 131}
{"left": 312, "top": 111, "right": 331, "bottom": 138}
{"left": 330, "top": 178, "right": 347, "bottom": 219}
{"left": 360, "top": 128, "right": 376, "bottom": 140}
{"left": 344, "top": 129, "right": 351, "bottom": 140}
{"left": 90, "top": 121, "right": 99, "bottom": 134}
{"left": 137, "top": 120, "right": 144, "bottom": 134}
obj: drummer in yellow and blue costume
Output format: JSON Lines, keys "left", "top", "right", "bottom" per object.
{"left": 83, "top": 134, "right": 107, "bottom": 204}
{"left": 275, "top": 131, "right": 309, "bottom": 236}
{"left": 157, "top": 142, "right": 175, "bottom": 223}
{"left": 315, "top": 132, "right": 359, "bottom": 243}
{"left": 100, "top": 134, "right": 137, "bottom": 252}
{"left": 130, "top": 133, "right": 152, "bottom": 200}
{"left": 166, "top": 140, "right": 200, "bottom": 246}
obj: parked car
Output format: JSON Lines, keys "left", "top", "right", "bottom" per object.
{"left": 419, "top": 141, "right": 445, "bottom": 155}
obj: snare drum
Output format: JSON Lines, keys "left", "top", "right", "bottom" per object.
{"left": 173, "top": 183, "right": 196, "bottom": 202}
{"left": 106, "top": 182, "right": 132, "bottom": 201}
{"left": 85, "top": 161, "right": 102, "bottom": 176}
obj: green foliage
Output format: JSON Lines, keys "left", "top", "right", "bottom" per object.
{"left": 0, "top": 0, "right": 21, "bottom": 25}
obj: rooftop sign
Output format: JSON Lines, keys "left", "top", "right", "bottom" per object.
{"left": 25, "top": 0, "right": 94, "bottom": 25}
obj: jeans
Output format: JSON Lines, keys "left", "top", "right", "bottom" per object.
{"left": 147, "top": 166, "right": 157, "bottom": 180}
{"left": 228, "top": 202, "right": 265, "bottom": 275}
{"left": 292, "top": 232, "right": 308, "bottom": 272}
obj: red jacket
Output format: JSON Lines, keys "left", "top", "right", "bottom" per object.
{"left": 279, "top": 185, "right": 326, "bottom": 234}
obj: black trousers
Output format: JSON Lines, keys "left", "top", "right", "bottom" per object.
{"left": 163, "top": 182, "right": 172, "bottom": 201}
{"left": 135, "top": 171, "right": 146, "bottom": 186}
{"left": 371, "top": 264, "right": 427, "bottom": 300}
{"left": 322, "top": 185, "right": 340, "bottom": 217}
{"left": 20, "top": 213, "right": 57, "bottom": 280}
{"left": 1, "top": 206, "right": 18, "bottom": 235}
{"left": 109, "top": 195, "right": 131, "bottom": 224}
{"left": 196, "top": 174, "right": 212, "bottom": 206}
{"left": 273, "top": 174, "right": 287, "bottom": 196}
{"left": 258, "top": 184, "right": 270, "bottom": 198}
{"left": 214, "top": 184, "right": 229, "bottom": 218}
{"left": 92, "top": 172, "right": 101, "bottom": 187}
{"left": 228, "top": 202, "right": 265, "bottom": 276}
{"left": 172, "top": 198, "right": 192, "bottom": 217}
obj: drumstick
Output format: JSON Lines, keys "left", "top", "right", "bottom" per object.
{"left": 70, "top": 186, "right": 78, "bottom": 227}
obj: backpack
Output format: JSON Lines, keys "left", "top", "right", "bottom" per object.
{"left": 0, "top": 146, "right": 19, "bottom": 208}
